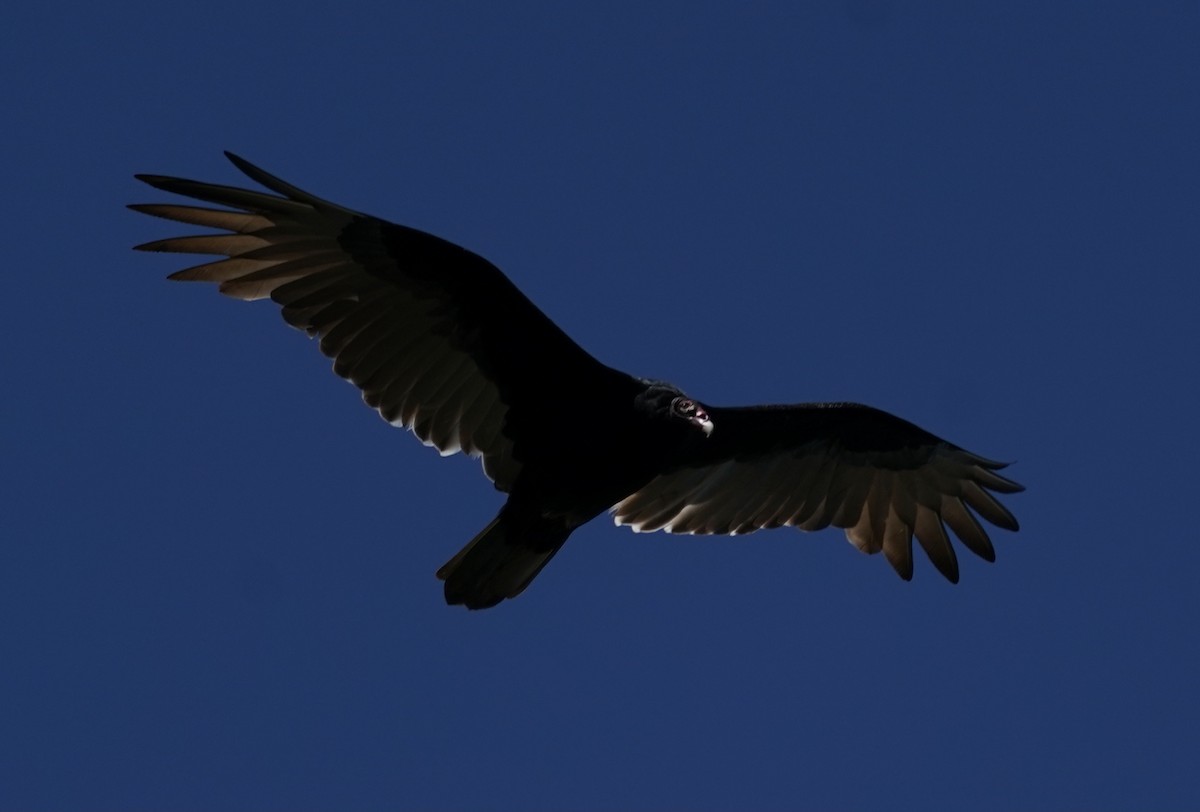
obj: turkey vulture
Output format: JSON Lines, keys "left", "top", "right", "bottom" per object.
{"left": 132, "top": 152, "right": 1023, "bottom": 610}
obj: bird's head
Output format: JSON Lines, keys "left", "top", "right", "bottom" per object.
{"left": 670, "top": 396, "right": 714, "bottom": 437}
{"left": 636, "top": 381, "right": 713, "bottom": 438}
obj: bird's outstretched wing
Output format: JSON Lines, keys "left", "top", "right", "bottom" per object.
{"left": 613, "top": 403, "right": 1023, "bottom": 582}
{"left": 132, "top": 152, "right": 621, "bottom": 491}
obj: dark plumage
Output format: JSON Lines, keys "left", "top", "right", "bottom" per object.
{"left": 132, "top": 153, "right": 1023, "bottom": 609}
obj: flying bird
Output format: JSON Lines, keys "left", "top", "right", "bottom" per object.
{"left": 132, "top": 153, "right": 1023, "bottom": 609}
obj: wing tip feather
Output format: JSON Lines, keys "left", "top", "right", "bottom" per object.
{"left": 133, "top": 238, "right": 171, "bottom": 252}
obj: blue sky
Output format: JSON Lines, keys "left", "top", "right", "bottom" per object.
{"left": 3, "top": 2, "right": 1198, "bottom": 809}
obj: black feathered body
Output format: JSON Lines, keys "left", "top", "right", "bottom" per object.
{"left": 440, "top": 380, "right": 713, "bottom": 608}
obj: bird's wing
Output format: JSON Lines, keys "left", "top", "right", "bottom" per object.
{"left": 133, "top": 152, "right": 623, "bottom": 491}
{"left": 612, "top": 403, "right": 1023, "bottom": 582}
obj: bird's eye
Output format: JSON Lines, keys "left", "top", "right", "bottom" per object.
{"left": 672, "top": 397, "right": 695, "bottom": 416}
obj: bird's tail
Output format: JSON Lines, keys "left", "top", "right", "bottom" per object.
{"left": 436, "top": 509, "right": 571, "bottom": 609}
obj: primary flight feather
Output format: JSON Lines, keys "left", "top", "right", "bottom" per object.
{"left": 132, "top": 152, "right": 1023, "bottom": 609}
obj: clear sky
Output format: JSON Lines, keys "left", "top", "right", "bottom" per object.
{"left": 3, "top": 2, "right": 1198, "bottom": 810}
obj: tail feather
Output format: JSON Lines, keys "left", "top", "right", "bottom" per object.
{"left": 437, "top": 510, "right": 569, "bottom": 609}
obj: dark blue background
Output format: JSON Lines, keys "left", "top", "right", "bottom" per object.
{"left": 4, "top": 2, "right": 1197, "bottom": 809}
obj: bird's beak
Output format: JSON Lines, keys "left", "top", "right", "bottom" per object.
{"left": 695, "top": 412, "right": 714, "bottom": 437}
